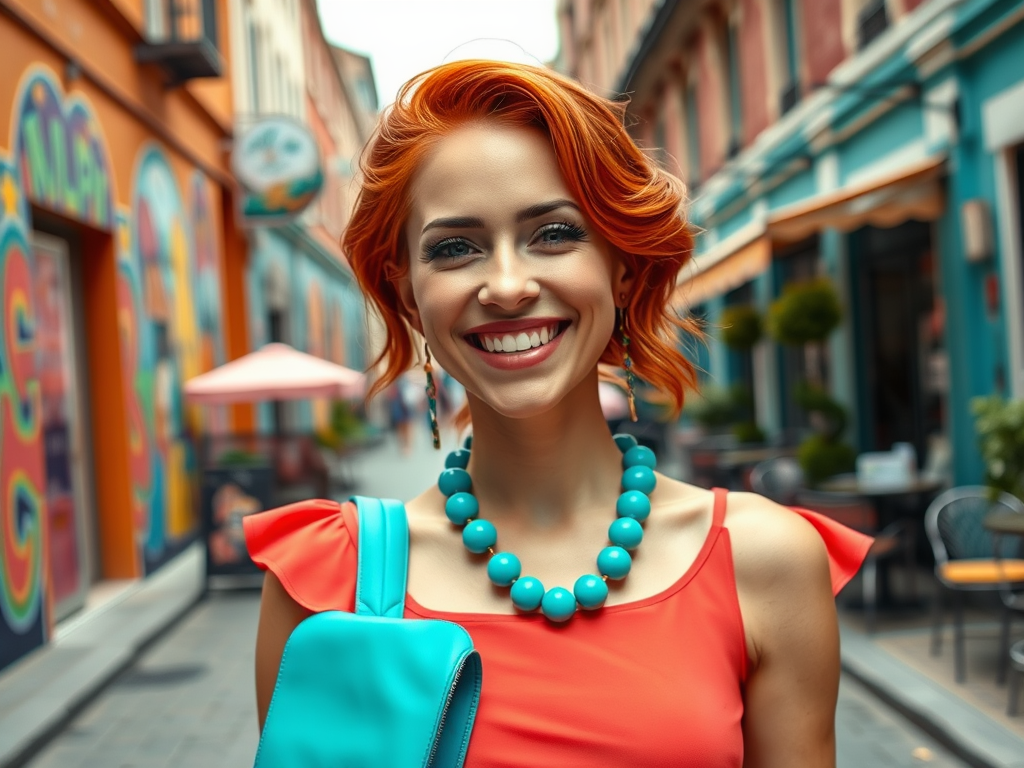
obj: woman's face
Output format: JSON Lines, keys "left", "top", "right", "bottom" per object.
{"left": 400, "top": 122, "right": 631, "bottom": 420}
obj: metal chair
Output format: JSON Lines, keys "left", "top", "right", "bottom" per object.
{"left": 750, "top": 457, "right": 804, "bottom": 506}
{"left": 795, "top": 490, "right": 911, "bottom": 633}
{"left": 1009, "top": 640, "right": 1024, "bottom": 716}
{"left": 924, "top": 486, "right": 1024, "bottom": 683}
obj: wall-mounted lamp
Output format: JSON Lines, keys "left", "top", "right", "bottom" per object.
{"left": 961, "top": 198, "right": 994, "bottom": 263}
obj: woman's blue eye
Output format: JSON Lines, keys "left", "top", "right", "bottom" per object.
{"left": 424, "top": 237, "right": 474, "bottom": 261}
{"left": 536, "top": 222, "right": 588, "bottom": 246}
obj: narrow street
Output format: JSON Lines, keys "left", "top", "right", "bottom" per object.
{"left": 22, "top": 426, "right": 969, "bottom": 768}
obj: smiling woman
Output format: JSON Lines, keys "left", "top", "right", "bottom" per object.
{"left": 243, "top": 60, "right": 872, "bottom": 768}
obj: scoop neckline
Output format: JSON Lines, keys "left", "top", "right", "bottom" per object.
{"left": 403, "top": 503, "right": 725, "bottom": 623}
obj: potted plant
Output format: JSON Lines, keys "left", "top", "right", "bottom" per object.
{"left": 972, "top": 395, "right": 1024, "bottom": 502}
{"left": 768, "top": 278, "right": 854, "bottom": 485}
{"left": 719, "top": 304, "right": 766, "bottom": 444}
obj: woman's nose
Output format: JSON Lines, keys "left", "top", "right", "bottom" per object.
{"left": 477, "top": 240, "right": 540, "bottom": 309}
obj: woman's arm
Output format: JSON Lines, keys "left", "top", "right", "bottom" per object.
{"left": 727, "top": 493, "right": 840, "bottom": 768}
{"left": 254, "top": 572, "right": 313, "bottom": 730}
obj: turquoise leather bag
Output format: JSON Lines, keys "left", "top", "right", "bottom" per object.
{"left": 253, "top": 497, "right": 482, "bottom": 768}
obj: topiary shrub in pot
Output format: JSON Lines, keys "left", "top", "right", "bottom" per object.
{"left": 719, "top": 304, "right": 766, "bottom": 444}
{"left": 768, "top": 279, "right": 854, "bottom": 485}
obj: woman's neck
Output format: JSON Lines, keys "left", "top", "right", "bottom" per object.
{"left": 462, "top": 370, "right": 625, "bottom": 529}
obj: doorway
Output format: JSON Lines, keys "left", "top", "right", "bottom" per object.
{"left": 31, "top": 232, "right": 96, "bottom": 620}
{"left": 852, "top": 221, "right": 946, "bottom": 461}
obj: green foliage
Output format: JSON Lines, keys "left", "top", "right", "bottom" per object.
{"left": 768, "top": 278, "right": 843, "bottom": 346}
{"left": 795, "top": 383, "right": 848, "bottom": 440}
{"left": 732, "top": 421, "right": 766, "bottom": 445}
{"left": 719, "top": 304, "right": 763, "bottom": 350}
{"left": 972, "top": 395, "right": 1024, "bottom": 502}
{"left": 685, "top": 386, "right": 740, "bottom": 429}
{"left": 216, "top": 449, "right": 264, "bottom": 467}
{"left": 798, "top": 434, "right": 856, "bottom": 486}
{"left": 318, "top": 400, "right": 366, "bottom": 451}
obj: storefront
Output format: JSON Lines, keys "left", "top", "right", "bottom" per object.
{"left": 0, "top": 1, "right": 238, "bottom": 671}
{"left": 673, "top": 2, "right": 1024, "bottom": 488}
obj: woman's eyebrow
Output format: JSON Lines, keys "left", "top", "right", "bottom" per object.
{"left": 515, "top": 199, "right": 580, "bottom": 222}
{"left": 421, "top": 200, "right": 581, "bottom": 235}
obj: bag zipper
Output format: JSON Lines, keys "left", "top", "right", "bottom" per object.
{"left": 425, "top": 642, "right": 479, "bottom": 768}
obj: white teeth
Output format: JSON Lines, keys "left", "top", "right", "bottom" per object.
{"left": 475, "top": 324, "right": 564, "bottom": 353}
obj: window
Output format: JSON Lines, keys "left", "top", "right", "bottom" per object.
{"left": 247, "top": 19, "right": 260, "bottom": 112}
{"left": 857, "top": 0, "right": 889, "bottom": 50}
{"left": 685, "top": 81, "right": 701, "bottom": 186}
{"left": 724, "top": 19, "right": 743, "bottom": 156}
{"left": 776, "top": 0, "right": 801, "bottom": 114}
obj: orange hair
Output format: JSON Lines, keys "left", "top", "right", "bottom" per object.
{"left": 342, "top": 60, "right": 700, "bottom": 416}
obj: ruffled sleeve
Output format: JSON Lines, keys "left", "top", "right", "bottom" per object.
{"left": 790, "top": 507, "right": 875, "bottom": 596}
{"left": 242, "top": 499, "right": 360, "bottom": 613}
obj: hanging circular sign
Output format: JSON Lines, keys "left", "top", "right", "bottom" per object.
{"left": 233, "top": 116, "right": 324, "bottom": 225}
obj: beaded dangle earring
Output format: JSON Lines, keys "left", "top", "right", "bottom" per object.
{"left": 620, "top": 303, "right": 638, "bottom": 422}
{"left": 423, "top": 342, "right": 441, "bottom": 449}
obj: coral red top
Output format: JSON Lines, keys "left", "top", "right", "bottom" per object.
{"left": 244, "top": 490, "right": 871, "bottom": 767}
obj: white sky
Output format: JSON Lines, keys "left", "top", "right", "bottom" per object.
{"left": 316, "top": 0, "right": 561, "bottom": 107}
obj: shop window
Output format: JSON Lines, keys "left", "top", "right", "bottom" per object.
{"left": 136, "top": 0, "right": 223, "bottom": 84}
{"left": 774, "top": 242, "right": 820, "bottom": 440}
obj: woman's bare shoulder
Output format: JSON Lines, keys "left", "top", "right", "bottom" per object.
{"left": 723, "top": 491, "right": 831, "bottom": 580}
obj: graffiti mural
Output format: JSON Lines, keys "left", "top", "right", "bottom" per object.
{"left": 116, "top": 145, "right": 221, "bottom": 573}
{"left": 0, "top": 157, "right": 47, "bottom": 671}
{"left": 13, "top": 69, "right": 113, "bottom": 231}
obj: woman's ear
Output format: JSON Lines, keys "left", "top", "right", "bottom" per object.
{"left": 395, "top": 274, "right": 424, "bottom": 335}
{"left": 613, "top": 252, "right": 637, "bottom": 308}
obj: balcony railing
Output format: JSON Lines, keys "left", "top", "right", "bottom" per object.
{"left": 135, "top": 0, "right": 223, "bottom": 85}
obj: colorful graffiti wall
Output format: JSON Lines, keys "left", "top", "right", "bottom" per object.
{"left": 116, "top": 146, "right": 226, "bottom": 574}
{"left": 0, "top": 66, "right": 226, "bottom": 671}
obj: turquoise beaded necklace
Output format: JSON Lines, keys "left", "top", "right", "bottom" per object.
{"left": 437, "top": 433, "right": 657, "bottom": 623}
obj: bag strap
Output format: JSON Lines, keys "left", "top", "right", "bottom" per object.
{"left": 351, "top": 496, "right": 409, "bottom": 618}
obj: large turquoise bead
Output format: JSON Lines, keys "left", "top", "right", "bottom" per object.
{"left": 573, "top": 574, "right": 608, "bottom": 610}
{"left": 445, "top": 449, "right": 471, "bottom": 469}
{"left": 438, "top": 468, "right": 472, "bottom": 496}
{"left": 608, "top": 517, "right": 644, "bottom": 550}
{"left": 510, "top": 576, "right": 545, "bottom": 611}
{"left": 541, "top": 587, "right": 577, "bottom": 622}
{"left": 445, "top": 492, "right": 478, "bottom": 525}
{"left": 616, "top": 490, "right": 651, "bottom": 521}
{"left": 462, "top": 519, "right": 497, "bottom": 553}
{"left": 613, "top": 433, "right": 638, "bottom": 453}
{"left": 597, "top": 546, "right": 632, "bottom": 580}
{"left": 463, "top": 434, "right": 474, "bottom": 449}
{"left": 486, "top": 552, "right": 522, "bottom": 586}
{"left": 622, "top": 444, "right": 657, "bottom": 470}
{"left": 622, "top": 465, "right": 656, "bottom": 495}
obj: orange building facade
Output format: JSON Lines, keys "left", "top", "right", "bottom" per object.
{"left": 0, "top": 0, "right": 245, "bottom": 670}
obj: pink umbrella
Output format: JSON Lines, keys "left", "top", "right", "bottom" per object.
{"left": 184, "top": 343, "right": 366, "bottom": 404}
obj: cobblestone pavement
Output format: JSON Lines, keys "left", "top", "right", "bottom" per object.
{"left": 23, "top": 426, "right": 970, "bottom": 767}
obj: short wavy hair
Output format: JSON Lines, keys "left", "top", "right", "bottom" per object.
{"left": 342, "top": 59, "right": 699, "bottom": 415}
